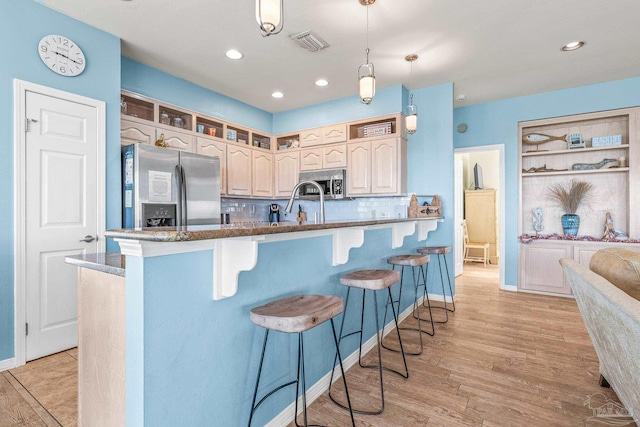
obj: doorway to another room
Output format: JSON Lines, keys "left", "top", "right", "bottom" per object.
{"left": 454, "top": 145, "right": 505, "bottom": 289}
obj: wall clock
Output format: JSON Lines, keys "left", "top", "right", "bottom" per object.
{"left": 38, "top": 35, "right": 86, "bottom": 77}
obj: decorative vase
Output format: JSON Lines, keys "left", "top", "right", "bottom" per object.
{"left": 561, "top": 213, "right": 580, "bottom": 236}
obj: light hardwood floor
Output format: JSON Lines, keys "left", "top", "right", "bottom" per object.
{"left": 0, "top": 264, "right": 629, "bottom": 426}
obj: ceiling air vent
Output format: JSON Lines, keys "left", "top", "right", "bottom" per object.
{"left": 290, "top": 31, "right": 330, "bottom": 52}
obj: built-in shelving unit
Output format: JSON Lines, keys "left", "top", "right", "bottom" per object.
{"left": 518, "top": 107, "right": 640, "bottom": 296}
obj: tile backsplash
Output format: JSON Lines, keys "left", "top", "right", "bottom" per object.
{"left": 221, "top": 196, "right": 417, "bottom": 223}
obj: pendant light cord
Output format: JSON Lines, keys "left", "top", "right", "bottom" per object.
{"left": 365, "top": 6, "right": 370, "bottom": 63}
{"left": 409, "top": 60, "right": 413, "bottom": 102}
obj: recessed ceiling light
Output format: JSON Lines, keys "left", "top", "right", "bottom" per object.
{"left": 561, "top": 41, "right": 585, "bottom": 51}
{"left": 225, "top": 49, "right": 244, "bottom": 60}
{"left": 315, "top": 79, "right": 329, "bottom": 87}
{"left": 272, "top": 91, "right": 284, "bottom": 98}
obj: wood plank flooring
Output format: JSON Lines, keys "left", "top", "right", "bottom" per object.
{"left": 0, "top": 264, "right": 631, "bottom": 426}
{"left": 288, "top": 264, "right": 630, "bottom": 427}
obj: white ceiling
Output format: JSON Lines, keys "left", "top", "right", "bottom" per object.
{"left": 44, "top": 0, "right": 640, "bottom": 113}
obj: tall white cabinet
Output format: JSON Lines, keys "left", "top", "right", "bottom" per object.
{"left": 518, "top": 108, "right": 640, "bottom": 295}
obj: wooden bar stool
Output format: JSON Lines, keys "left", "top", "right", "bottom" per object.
{"left": 416, "top": 246, "right": 456, "bottom": 323}
{"left": 328, "top": 269, "right": 408, "bottom": 416}
{"left": 382, "top": 254, "right": 435, "bottom": 356}
{"left": 248, "top": 295, "right": 355, "bottom": 427}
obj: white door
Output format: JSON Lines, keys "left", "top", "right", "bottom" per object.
{"left": 454, "top": 159, "right": 464, "bottom": 276}
{"left": 25, "top": 90, "right": 101, "bottom": 361}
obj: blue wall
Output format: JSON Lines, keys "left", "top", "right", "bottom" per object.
{"left": 121, "top": 57, "right": 273, "bottom": 134}
{"left": 454, "top": 76, "right": 640, "bottom": 286}
{"left": 0, "top": 0, "right": 121, "bottom": 361}
{"left": 273, "top": 84, "right": 405, "bottom": 134}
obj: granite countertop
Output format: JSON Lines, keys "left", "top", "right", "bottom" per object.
{"left": 65, "top": 252, "right": 125, "bottom": 277}
{"left": 104, "top": 217, "right": 443, "bottom": 243}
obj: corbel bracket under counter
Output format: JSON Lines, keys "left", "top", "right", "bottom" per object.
{"left": 113, "top": 218, "right": 442, "bottom": 300}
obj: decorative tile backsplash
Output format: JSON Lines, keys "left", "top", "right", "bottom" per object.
{"left": 221, "top": 196, "right": 415, "bottom": 223}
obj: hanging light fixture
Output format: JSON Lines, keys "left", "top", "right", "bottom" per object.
{"left": 404, "top": 54, "right": 418, "bottom": 134}
{"left": 256, "top": 0, "right": 284, "bottom": 37}
{"left": 358, "top": 0, "right": 376, "bottom": 104}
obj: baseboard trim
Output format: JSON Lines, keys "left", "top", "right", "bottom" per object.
{"left": 265, "top": 300, "right": 417, "bottom": 427}
{"left": 0, "top": 357, "right": 16, "bottom": 373}
{"left": 500, "top": 284, "right": 517, "bottom": 292}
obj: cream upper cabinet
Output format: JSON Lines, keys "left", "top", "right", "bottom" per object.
{"left": 227, "top": 145, "right": 252, "bottom": 196}
{"left": 323, "top": 144, "right": 347, "bottom": 169}
{"left": 252, "top": 150, "right": 273, "bottom": 198}
{"left": 300, "top": 128, "right": 323, "bottom": 147}
{"left": 196, "top": 138, "right": 227, "bottom": 195}
{"left": 275, "top": 151, "right": 300, "bottom": 198}
{"left": 371, "top": 138, "right": 399, "bottom": 194}
{"left": 160, "top": 129, "right": 195, "bottom": 152}
{"left": 347, "top": 142, "right": 371, "bottom": 195}
{"left": 347, "top": 138, "right": 406, "bottom": 196}
{"left": 300, "top": 148, "right": 323, "bottom": 171}
{"left": 322, "top": 124, "right": 347, "bottom": 144}
{"left": 121, "top": 119, "right": 155, "bottom": 146}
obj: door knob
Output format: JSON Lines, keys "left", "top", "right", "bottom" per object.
{"left": 79, "top": 235, "right": 98, "bottom": 243}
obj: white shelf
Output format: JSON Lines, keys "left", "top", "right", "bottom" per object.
{"left": 522, "top": 144, "right": 629, "bottom": 157}
{"left": 522, "top": 167, "right": 628, "bottom": 177}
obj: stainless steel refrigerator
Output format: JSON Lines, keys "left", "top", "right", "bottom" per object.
{"left": 122, "top": 143, "right": 220, "bottom": 228}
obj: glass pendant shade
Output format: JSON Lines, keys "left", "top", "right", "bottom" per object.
{"left": 358, "top": 62, "right": 376, "bottom": 104}
{"left": 256, "top": 0, "right": 283, "bottom": 36}
{"left": 405, "top": 103, "right": 418, "bottom": 134}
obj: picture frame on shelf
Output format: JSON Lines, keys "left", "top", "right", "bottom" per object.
{"left": 568, "top": 133, "right": 585, "bottom": 149}
{"left": 226, "top": 129, "right": 237, "bottom": 142}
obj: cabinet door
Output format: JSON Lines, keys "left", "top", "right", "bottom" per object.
{"left": 322, "top": 124, "right": 347, "bottom": 144}
{"left": 323, "top": 144, "right": 347, "bottom": 169}
{"left": 573, "top": 244, "right": 608, "bottom": 267}
{"left": 300, "top": 128, "right": 323, "bottom": 147}
{"left": 197, "top": 138, "right": 227, "bottom": 195}
{"left": 161, "top": 129, "right": 195, "bottom": 152}
{"left": 347, "top": 142, "right": 371, "bottom": 195}
{"left": 519, "top": 242, "right": 572, "bottom": 295}
{"left": 300, "top": 148, "right": 323, "bottom": 171}
{"left": 252, "top": 151, "right": 274, "bottom": 198}
{"left": 275, "top": 151, "right": 300, "bottom": 197}
{"left": 227, "top": 145, "right": 252, "bottom": 196}
{"left": 121, "top": 119, "right": 155, "bottom": 146}
{"left": 371, "top": 138, "right": 398, "bottom": 194}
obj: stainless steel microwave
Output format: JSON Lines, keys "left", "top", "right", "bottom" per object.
{"left": 298, "top": 169, "right": 346, "bottom": 200}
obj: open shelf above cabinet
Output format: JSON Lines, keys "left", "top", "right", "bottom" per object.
{"left": 121, "top": 94, "right": 154, "bottom": 121}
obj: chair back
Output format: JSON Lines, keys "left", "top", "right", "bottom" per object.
{"left": 462, "top": 220, "right": 469, "bottom": 245}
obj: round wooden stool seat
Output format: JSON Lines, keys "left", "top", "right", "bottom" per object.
{"left": 250, "top": 295, "right": 343, "bottom": 333}
{"left": 417, "top": 245, "right": 451, "bottom": 255}
{"left": 387, "top": 254, "right": 430, "bottom": 267}
{"left": 340, "top": 269, "right": 400, "bottom": 290}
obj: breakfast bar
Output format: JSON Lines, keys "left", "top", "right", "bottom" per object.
{"left": 68, "top": 217, "right": 445, "bottom": 427}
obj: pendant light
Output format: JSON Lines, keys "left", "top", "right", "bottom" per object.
{"left": 404, "top": 54, "right": 418, "bottom": 134}
{"left": 358, "top": 0, "right": 376, "bottom": 104}
{"left": 256, "top": 0, "right": 283, "bottom": 37}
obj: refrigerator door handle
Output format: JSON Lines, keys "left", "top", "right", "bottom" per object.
{"left": 175, "top": 164, "right": 183, "bottom": 226}
{"left": 181, "top": 165, "right": 188, "bottom": 226}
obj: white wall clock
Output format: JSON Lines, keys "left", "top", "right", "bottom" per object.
{"left": 38, "top": 34, "right": 86, "bottom": 77}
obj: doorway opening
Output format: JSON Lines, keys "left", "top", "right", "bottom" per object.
{"left": 454, "top": 145, "right": 506, "bottom": 289}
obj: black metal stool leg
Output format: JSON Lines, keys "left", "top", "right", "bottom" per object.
{"left": 329, "top": 288, "right": 385, "bottom": 415}
{"left": 330, "top": 318, "right": 356, "bottom": 427}
{"left": 442, "top": 253, "right": 456, "bottom": 313}
{"left": 248, "top": 329, "right": 269, "bottom": 427}
{"left": 412, "top": 264, "right": 435, "bottom": 336}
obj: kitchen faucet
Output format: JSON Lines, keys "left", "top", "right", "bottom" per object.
{"left": 285, "top": 181, "right": 325, "bottom": 223}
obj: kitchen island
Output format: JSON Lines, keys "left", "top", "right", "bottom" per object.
{"left": 69, "top": 217, "right": 445, "bottom": 427}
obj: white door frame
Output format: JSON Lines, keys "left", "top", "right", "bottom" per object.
{"left": 454, "top": 144, "right": 507, "bottom": 290}
{"left": 13, "top": 79, "right": 106, "bottom": 367}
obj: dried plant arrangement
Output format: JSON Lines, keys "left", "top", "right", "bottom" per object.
{"left": 547, "top": 179, "right": 593, "bottom": 214}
